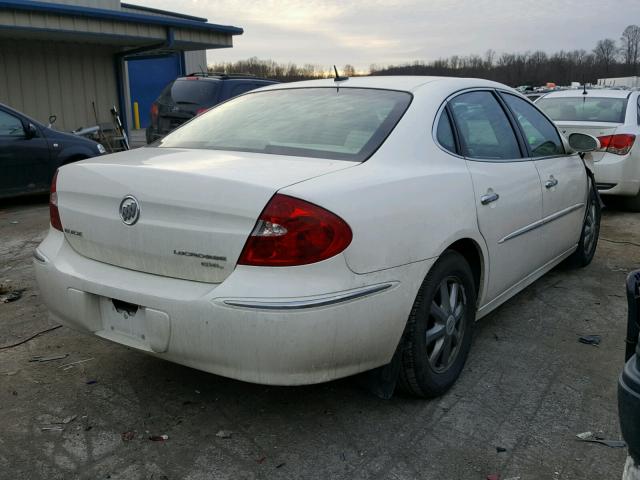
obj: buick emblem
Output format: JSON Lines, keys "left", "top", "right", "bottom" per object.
{"left": 119, "top": 195, "right": 140, "bottom": 225}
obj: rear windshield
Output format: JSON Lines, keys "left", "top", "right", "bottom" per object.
{"left": 167, "top": 79, "right": 220, "bottom": 106}
{"left": 156, "top": 87, "right": 412, "bottom": 161}
{"left": 536, "top": 96, "right": 627, "bottom": 123}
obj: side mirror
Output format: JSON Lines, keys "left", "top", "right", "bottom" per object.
{"left": 24, "top": 123, "right": 37, "bottom": 139}
{"left": 48, "top": 115, "right": 56, "bottom": 125}
{"left": 568, "top": 133, "right": 600, "bottom": 153}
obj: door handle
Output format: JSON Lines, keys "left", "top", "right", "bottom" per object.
{"left": 480, "top": 192, "right": 500, "bottom": 205}
{"left": 545, "top": 176, "right": 558, "bottom": 189}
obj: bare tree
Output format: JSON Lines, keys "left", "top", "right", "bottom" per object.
{"left": 594, "top": 38, "right": 617, "bottom": 73}
{"left": 484, "top": 49, "right": 495, "bottom": 68}
{"left": 620, "top": 25, "right": 640, "bottom": 71}
{"left": 342, "top": 64, "right": 356, "bottom": 76}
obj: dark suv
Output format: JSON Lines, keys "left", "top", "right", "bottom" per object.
{"left": 146, "top": 73, "right": 278, "bottom": 143}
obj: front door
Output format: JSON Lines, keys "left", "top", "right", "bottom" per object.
{"left": 0, "top": 109, "right": 50, "bottom": 196}
{"left": 448, "top": 90, "right": 543, "bottom": 304}
{"left": 500, "top": 92, "right": 588, "bottom": 262}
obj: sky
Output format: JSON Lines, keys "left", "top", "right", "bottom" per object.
{"left": 135, "top": 0, "right": 640, "bottom": 72}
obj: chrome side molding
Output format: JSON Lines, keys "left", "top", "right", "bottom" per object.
{"left": 499, "top": 203, "right": 584, "bottom": 244}
{"left": 222, "top": 282, "right": 396, "bottom": 310}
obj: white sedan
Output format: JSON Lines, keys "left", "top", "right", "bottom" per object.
{"left": 536, "top": 88, "right": 640, "bottom": 210}
{"left": 35, "top": 76, "right": 601, "bottom": 397}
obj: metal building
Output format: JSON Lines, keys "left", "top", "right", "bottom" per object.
{"left": 0, "top": 0, "right": 243, "bottom": 133}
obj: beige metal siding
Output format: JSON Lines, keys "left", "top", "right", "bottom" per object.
{"left": 0, "top": 40, "right": 119, "bottom": 131}
{"left": 54, "top": 0, "right": 120, "bottom": 10}
{"left": 174, "top": 29, "right": 231, "bottom": 48}
{"left": 0, "top": 9, "right": 166, "bottom": 41}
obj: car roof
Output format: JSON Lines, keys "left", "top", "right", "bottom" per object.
{"left": 257, "top": 75, "right": 512, "bottom": 94}
{"left": 540, "top": 89, "right": 633, "bottom": 99}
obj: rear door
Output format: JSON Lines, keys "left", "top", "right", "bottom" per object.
{"left": 448, "top": 90, "right": 543, "bottom": 303}
{"left": 500, "top": 92, "right": 587, "bottom": 262}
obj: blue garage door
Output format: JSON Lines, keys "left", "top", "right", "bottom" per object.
{"left": 128, "top": 54, "right": 183, "bottom": 129}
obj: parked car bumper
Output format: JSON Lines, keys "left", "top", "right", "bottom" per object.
{"left": 34, "top": 228, "right": 428, "bottom": 385}
{"left": 594, "top": 152, "right": 640, "bottom": 196}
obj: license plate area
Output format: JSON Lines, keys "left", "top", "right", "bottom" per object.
{"left": 97, "top": 297, "right": 171, "bottom": 353}
{"left": 112, "top": 298, "right": 139, "bottom": 317}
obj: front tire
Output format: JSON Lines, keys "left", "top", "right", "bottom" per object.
{"left": 398, "top": 251, "right": 476, "bottom": 398}
{"left": 567, "top": 181, "right": 601, "bottom": 267}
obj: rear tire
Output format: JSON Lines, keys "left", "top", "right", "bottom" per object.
{"left": 567, "top": 181, "right": 601, "bottom": 268}
{"left": 398, "top": 251, "right": 476, "bottom": 398}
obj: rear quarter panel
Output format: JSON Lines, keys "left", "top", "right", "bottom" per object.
{"left": 281, "top": 87, "right": 486, "bottom": 278}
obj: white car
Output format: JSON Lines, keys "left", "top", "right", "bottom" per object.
{"left": 35, "top": 76, "right": 601, "bottom": 397}
{"left": 536, "top": 89, "right": 640, "bottom": 210}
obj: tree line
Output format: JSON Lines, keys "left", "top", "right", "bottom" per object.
{"left": 210, "top": 25, "right": 640, "bottom": 87}
{"left": 208, "top": 57, "right": 330, "bottom": 82}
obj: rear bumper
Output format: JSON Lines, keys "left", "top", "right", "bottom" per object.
{"left": 619, "top": 355, "right": 640, "bottom": 463}
{"left": 594, "top": 153, "right": 640, "bottom": 196}
{"left": 34, "top": 229, "right": 429, "bottom": 385}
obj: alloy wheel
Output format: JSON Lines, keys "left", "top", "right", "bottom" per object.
{"left": 426, "top": 276, "right": 467, "bottom": 373}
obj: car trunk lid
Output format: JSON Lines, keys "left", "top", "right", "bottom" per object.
{"left": 56, "top": 147, "right": 355, "bottom": 283}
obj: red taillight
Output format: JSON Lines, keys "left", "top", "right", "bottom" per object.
{"left": 238, "top": 194, "right": 352, "bottom": 267}
{"left": 196, "top": 107, "right": 210, "bottom": 116}
{"left": 597, "top": 134, "right": 636, "bottom": 155}
{"left": 150, "top": 103, "right": 159, "bottom": 124}
{"left": 50, "top": 170, "right": 62, "bottom": 231}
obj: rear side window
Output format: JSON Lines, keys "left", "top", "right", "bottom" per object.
{"left": 501, "top": 93, "right": 564, "bottom": 157}
{"left": 169, "top": 79, "right": 220, "bottom": 106}
{"left": 157, "top": 88, "right": 412, "bottom": 162}
{"left": 436, "top": 110, "right": 457, "bottom": 154}
{"left": 449, "top": 91, "right": 521, "bottom": 160}
{"left": 537, "top": 96, "right": 627, "bottom": 123}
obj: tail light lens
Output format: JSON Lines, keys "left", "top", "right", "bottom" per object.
{"left": 597, "top": 134, "right": 636, "bottom": 155}
{"left": 196, "top": 107, "right": 210, "bottom": 116}
{"left": 150, "top": 103, "right": 159, "bottom": 125}
{"left": 50, "top": 170, "right": 62, "bottom": 231}
{"left": 238, "top": 194, "right": 352, "bottom": 267}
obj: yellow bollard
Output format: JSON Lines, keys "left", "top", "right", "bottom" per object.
{"left": 133, "top": 101, "right": 141, "bottom": 130}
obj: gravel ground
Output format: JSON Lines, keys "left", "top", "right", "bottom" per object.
{"left": 0, "top": 196, "right": 638, "bottom": 480}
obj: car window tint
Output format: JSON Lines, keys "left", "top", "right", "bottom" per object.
{"left": 449, "top": 91, "right": 521, "bottom": 160}
{"left": 502, "top": 93, "right": 564, "bottom": 157}
{"left": 0, "top": 110, "right": 24, "bottom": 137}
{"left": 537, "top": 96, "right": 627, "bottom": 123}
{"left": 157, "top": 88, "right": 412, "bottom": 162}
{"left": 170, "top": 79, "right": 220, "bottom": 106}
{"left": 436, "top": 110, "right": 457, "bottom": 154}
